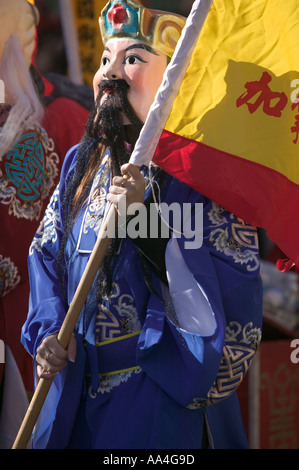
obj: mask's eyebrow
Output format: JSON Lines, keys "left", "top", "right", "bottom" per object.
{"left": 125, "top": 43, "right": 159, "bottom": 55}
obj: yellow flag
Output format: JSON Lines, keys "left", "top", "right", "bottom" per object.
{"left": 165, "top": 0, "right": 299, "bottom": 183}
{"left": 152, "top": 0, "right": 299, "bottom": 267}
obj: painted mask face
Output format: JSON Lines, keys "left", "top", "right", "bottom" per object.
{"left": 93, "top": 38, "right": 167, "bottom": 124}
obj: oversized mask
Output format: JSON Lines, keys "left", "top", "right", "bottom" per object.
{"left": 95, "top": 1, "right": 186, "bottom": 123}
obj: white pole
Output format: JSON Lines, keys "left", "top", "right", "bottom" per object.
{"left": 129, "top": 0, "right": 213, "bottom": 167}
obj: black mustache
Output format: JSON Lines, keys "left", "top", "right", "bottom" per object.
{"left": 97, "top": 79, "right": 143, "bottom": 135}
{"left": 98, "top": 79, "right": 129, "bottom": 95}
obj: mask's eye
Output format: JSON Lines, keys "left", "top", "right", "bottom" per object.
{"left": 123, "top": 54, "right": 147, "bottom": 65}
{"left": 101, "top": 56, "right": 110, "bottom": 66}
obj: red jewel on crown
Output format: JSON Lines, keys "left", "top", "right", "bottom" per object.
{"left": 108, "top": 3, "right": 129, "bottom": 30}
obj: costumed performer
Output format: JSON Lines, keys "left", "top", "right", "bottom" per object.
{"left": 22, "top": 0, "right": 263, "bottom": 449}
{"left": 0, "top": 0, "right": 92, "bottom": 401}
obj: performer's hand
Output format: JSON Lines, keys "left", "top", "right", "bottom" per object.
{"left": 107, "top": 163, "right": 145, "bottom": 216}
{"left": 35, "top": 333, "right": 77, "bottom": 380}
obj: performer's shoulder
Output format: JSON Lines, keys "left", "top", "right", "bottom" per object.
{"left": 61, "top": 144, "right": 81, "bottom": 177}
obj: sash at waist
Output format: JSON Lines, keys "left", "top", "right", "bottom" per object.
{"left": 86, "top": 331, "right": 141, "bottom": 377}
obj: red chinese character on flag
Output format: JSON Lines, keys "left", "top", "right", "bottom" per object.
{"left": 291, "top": 116, "right": 299, "bottom": 143}
{"left": 236, "top": 71, "right": 288, "bottom": 117}
{"left": 290, "top": 93, "right": 299, "bottom": 143}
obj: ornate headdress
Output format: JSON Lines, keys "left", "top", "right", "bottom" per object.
{"left": 99, "top": 0, "right": 186, "bottom": 58}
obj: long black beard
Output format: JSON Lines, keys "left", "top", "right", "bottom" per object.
{"left": 94, "top": 81, "right": 145, "bottom": 299}
{"left": 57, "top": 79, "right": 163, "bottom": 302}
{"left": 57, "top": 79, "right": 144, "bottom": 300}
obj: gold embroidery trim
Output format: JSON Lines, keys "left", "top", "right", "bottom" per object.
{"left": 96, "top": 330, "right": 141, "bottom": 347}
{"left": 86, "top": 365, "right": 141, "bottom": 378}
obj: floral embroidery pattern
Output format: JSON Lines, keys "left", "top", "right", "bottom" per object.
{"left": 81, "top": 156, "right": 154, "bottom": 237}
{"left": 81, "top": 155, "right": 110, "bottom": 235}
{"left": 88, "top": 368, "right": 142, "bottom": 396}
{"left": 96, "top": 282, "right": 142, "bottom": 343}
{"left": 207, "top": 202, "right": 260, "bottom": 271}
{"left": 0, "top": 255, "right": 20, "bottom": 297}
{"left": 29, "top": 185, "right": 61, "bottom": 255}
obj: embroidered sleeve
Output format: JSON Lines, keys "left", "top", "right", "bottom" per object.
{"left": 185, "top": 202, "right": 262, "bottom": 408}
{"left": 21, "top": 146, "right": 79, "bottom": 357}
{"left": 29, "top": 185, "right": 62, "bottom": 256}
{"left": 137, "top": 193, "right": 263, "bottom": 408}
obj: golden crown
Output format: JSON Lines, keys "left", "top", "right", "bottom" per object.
{"left": 99, "top": 0, "right": 186, "bottom": 58}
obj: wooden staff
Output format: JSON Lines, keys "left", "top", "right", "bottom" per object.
{"left": 12, "top": 205, "right": 116, "bottom": 449}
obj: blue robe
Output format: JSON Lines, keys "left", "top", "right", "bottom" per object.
{"left": 21, "top": 144, "right": 263, "bottom": 449}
